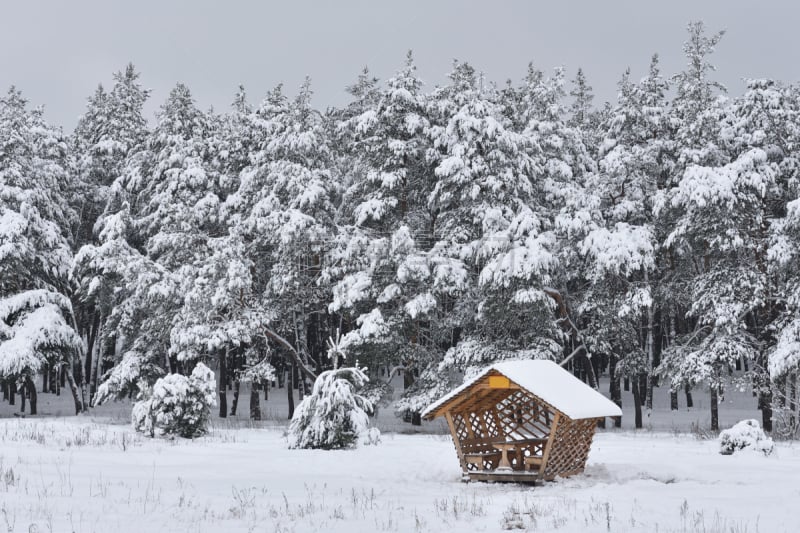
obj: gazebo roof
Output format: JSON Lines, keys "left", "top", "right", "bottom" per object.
{"left": 422, "top": 359, "right": 623, "bottom": 420}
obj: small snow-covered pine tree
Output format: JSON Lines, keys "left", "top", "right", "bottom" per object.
{"left": 287, "top": 366, "right": 378, "bottom": 449}
{"left": 132, "top": 362, "right": 216, "bottom": 438}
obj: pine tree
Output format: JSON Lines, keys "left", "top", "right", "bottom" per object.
{"left": 395, "top": 62, "right": 566, "bottom": 413}
{"left": 208, "top": 80, "right": 339, "bottom": 417}
{"left": 514, "top": 64, "right": 598, "bottom": 389}
{"left": 0, "top": 87, "right": 83, "bottom": 413}
{"left": 329, "top": 53, "right": 439, "bottom": 409}
{"left": 71, "top": 64, "right": 151, "bottom": 400}
{"left": 578, "top": 56, "right": 674, "bottom": 427}
{"left": 657, "top": 22, "right": 768, "bottom": 431}
{"left": 91, "top": 84, "right": 225, "bottom": 408}
{"left": 730, "top": 79, "right": 800, "bottom": 432}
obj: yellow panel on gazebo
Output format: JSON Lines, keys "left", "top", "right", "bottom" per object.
{"left": 488, "top": 375, "right": 510, "bottom": 388}
{"left": 422, "top": 360, "right": 622, "bottom": 483}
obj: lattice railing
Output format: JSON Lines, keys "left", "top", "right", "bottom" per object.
{"left": 452, "top": 413, "right": 469, "bottom": 441}
{"left": 542, "top": 418, "right": 596, "bottom": 479}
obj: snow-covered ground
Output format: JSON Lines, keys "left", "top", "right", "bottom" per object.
{"left": 0, "top": 418, "right": 796, "bottom": 533}
{"left": 0, "top": 378, "right": 790, "bottom": 531}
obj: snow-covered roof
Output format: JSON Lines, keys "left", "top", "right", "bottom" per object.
{"left": 422, "top": 359, "right": 623, "bottom": 420}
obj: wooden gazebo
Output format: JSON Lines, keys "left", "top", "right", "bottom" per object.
{"left": 422, "top": 360, "right": 622, "bottom": 483}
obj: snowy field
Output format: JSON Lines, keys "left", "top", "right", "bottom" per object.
{"left": 0, "top": 380, "right": 792, "bottom": 532}
{"left": 0, "top": 417, "right": 795, "bottom": 533}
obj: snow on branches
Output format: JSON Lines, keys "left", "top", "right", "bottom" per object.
{"left": 0, "top": 290, "right": 81, "bottom": 379}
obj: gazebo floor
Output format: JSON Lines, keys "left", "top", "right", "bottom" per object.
{"left": 464, "top": 470, "right": 543, "bottom": 484}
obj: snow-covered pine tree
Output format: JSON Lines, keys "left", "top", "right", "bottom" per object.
{"left": 132, "top": 361, "right": 216, "bottom": 438}
{"left": 218, "top": 85, "right": 256, "bottom": 188}
{"left": 514, "top": 64, "right": 599, "bottom": 385}
{"left": 287, "top": 366, "right": 378, "bottom": 449}
{"left": 0, "top": 291, "right": 82, "bottom": 415}
{"left": 568, "top": 67, "right": 603, "bottom": 148}
{"left": 657, "top": 23, "right": 774, "bottom": 431}
{"left": 287, "top": 333, "right": 378, "bottom": 449}
{"left": 220, "top": 80, "right": 338, "bottom": 417}
{"left": 71, "top": 64, "right": 151, "bottom": 400}
{"left": 397, "top": 61, "right": 565, "bottom": 414}
{"left": 728, "top": 79, "right": 800, "bottom": 434}
{"left": 91, "top": 84, "right": 225, "bottom": 410}
{"left": 0, "top": 87, "right": 83, "bottom": 413}
{"left": 328, "top": 53, "right": 441, "bottom": 411}
{"left": 580, "top": 56, "right": 673, "bottom": 428}
{"left": 81, "top": 206, "right": 167, "bottom": 405}
{"left": 72, "top": 64, "right": 150, "bottom": 247}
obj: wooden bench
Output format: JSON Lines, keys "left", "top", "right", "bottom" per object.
{"left": 463, "top": 450, "right": 502, "bottom": 469}
{"left": 520, "top": 437, "right": 549, "bottom": 471}
{"left": 524, "top": 455, "right": 544, "bottom": 469}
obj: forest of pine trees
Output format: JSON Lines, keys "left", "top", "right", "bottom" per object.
{"left": 3, "top": 22, "right": 800, "bottom": 434}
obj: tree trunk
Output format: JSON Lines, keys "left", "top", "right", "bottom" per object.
{"left": 74, "top": 355, "right": 88, "bottom": 412}
{"left": 218, "top": 349, "right": 228, "bottom": 418}
{"left": 8, "top": 381, "right": 15, "bottom": 406}
{"left": 685, "top": 383, "right": 693, "bottom": 408}
{"left": 640, "top": 373, "right": 648, "bottom": 423}
{"left": 667, "top": 309, "right": 678, "bottom": 411}
{"left": 250, "top": 383, "right": 261, "bottom": 421}
{"left": 579, "top": 349, "right": 598, "bottom": 390}
{"left": 276, "top": 361, "right": 285, "bottom": 388}
{"left": 90, "top": 316, "right": 104, "bottom": 403}
{"left": 230, "top": 379, "right": 240, "bottom": 416}
{"left": 756, "top": 350, "right": 773, "bottom": 432}
{"left": 644, "top": 271, "right": 655, "bottom": 412}
{"left": 83, "top": 312, "right": 97, "bottom": 399}
{"left": 297, "top": 364, "right": 305, "bottom": 402}
{"left": 761, "top": 385, "right": 773, "bottom": 433}
{"left": 20, "top": 383, "right": 26, "bottom": 413}
{"left": 789, "top": 373, "right": 797, "bottom": 433}
{"left": 623, "top": 377, "right": 630, "bottom": 392}
{"left": 42, "top": 364, "right": 49, "bottom": 393}
{"left": 609, "top": 355, "right": 622, "bottom": 428}
{"left": 403, "top": 368, "right": 414, "bottom": 389}
{"left": 287, "top": 364, "right": 296, "bottom": 420}
{"left": 80, "top": 383, "right": 88, "bottom": 412}
{"left": 632, "top": 375, "right": 643, "bottom": 429}
{"left": 65, "top": 363, "right": 84, "bottom": 414}
{"left": 25, "top": 376, "right": 37, "bottom": 415}
{"left": 2, "top": 379, "right": 7, "bottom": 402}
{"left": 710, "top": 386, "right": 719, "bottom": 432}
{"left": 590, "top": 351, "right": 605, "bottom": 428}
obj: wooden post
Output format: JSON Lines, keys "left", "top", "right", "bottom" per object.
{"left": 539, "top": 412, "right": 560, "bottom": 477}
{"left": 444, "top": 411, "right": 467, "bottom": 474}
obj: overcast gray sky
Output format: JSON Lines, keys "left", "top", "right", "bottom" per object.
{"left": 0, "top": 1, "right": 796, "bottom": 130}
